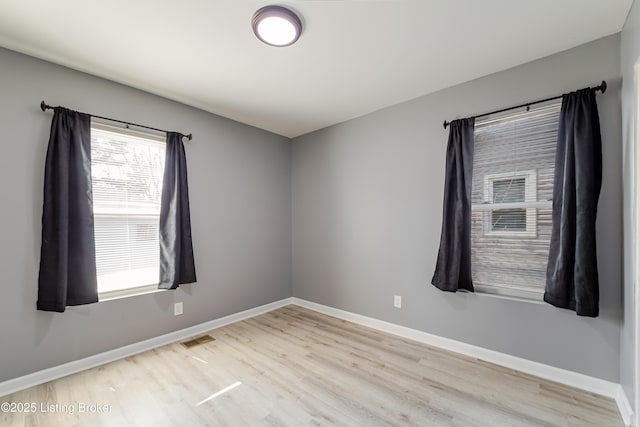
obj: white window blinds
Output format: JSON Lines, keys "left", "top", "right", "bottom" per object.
{"left": 471, "top": 103, "right": 560, "bottom": 300}
{"left": 90, "top": 123, "right": 166, "bottom": 295}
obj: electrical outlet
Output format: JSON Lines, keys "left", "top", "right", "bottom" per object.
{"left": 394, "top": 295, "right": 402, "bottom": 308}
{"left": 174, "top": 302, "right": 183, "bottom": 316}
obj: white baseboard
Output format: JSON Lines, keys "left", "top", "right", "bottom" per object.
{"left": 0, "top": 297, "right": 293, "bottom": 398}
{"left": 617, "top": 385, "right": 634, "bottom": 427}
{"left": 292, "top": 298, "right": 628, "bottom": 418}
{"left": 1, "top": 295, "right": 631, "bottom": 425}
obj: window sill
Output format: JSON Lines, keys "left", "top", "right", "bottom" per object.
{"left": 99, "top": 284, "right": 166, "bottom": 302}
{"left": 467, "top": 285, "right": 546, "bottom": 305}
{"left": 483, "top": 230, "right": 537, "bottom": 238}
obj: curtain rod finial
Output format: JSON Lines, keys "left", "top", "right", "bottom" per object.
{"left": 40, "top": 101, "right": 47, "bottom": 112}
{"left": 600, "top": 80, "right": 607, "bottom": 94}
{"left": 443, "top": 120, "right": 449, "bottom": 129}
{"left": 186, "top": 133, "right": 192, "bottom": 141}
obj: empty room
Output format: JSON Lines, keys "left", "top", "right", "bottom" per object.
{"left": 0, "top": 1, "right": 639, "bottom": 426}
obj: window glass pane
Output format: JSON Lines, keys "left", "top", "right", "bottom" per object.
{"left": 491, "top": 208, "right": 526, "bottom": 231}
{"left": 91, "top": 124, "right": 165, "bottom": 294}
{"left": 492, "top": 178, "right": 525, "bottom": 203}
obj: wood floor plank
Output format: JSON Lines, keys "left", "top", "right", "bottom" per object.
{"left": 0, "top": 305, "right": 624, "bottom": 426}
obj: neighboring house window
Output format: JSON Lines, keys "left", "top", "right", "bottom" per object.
{"left": 471, "top": 103, "right": 559, "bottom": 300}
{"left": 483, "top": 170, "right": 536, "bottom": 236}
{"left": 90, "top": 123, "right": 166, "bottom": 298}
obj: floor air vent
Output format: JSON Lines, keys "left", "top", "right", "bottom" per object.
{"left": 181, "top": 335, "right": 215, "bottom": 349}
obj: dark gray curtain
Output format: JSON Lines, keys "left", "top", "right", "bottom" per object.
{"left": 37, "top": 108, "right": 98, "bottom": 312}
{"left": 431, "top": 118, "right": 475, "bottom": 292}
{"left": 159, "top": 132, "right": 196, "bottom": 289}
{"left": 544, "top": 88, "right": 602, "bottom": 317}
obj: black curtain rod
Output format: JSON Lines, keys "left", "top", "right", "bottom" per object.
{"left": 442, "top": 80, "right": 607, "bottom": 129}
{"left": 40, "top": 101, "right": 193, "bottom": 140}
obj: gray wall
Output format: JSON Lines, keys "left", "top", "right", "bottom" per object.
{"left": 292, "top": 34, "right": 622, "bottom": 382}
{"left": 621, "top": 0, "right": 639, "bottom": 415}
{"left": 0, "top": 47, "right": 292, "bottom": 382}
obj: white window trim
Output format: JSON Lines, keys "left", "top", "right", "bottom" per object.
{"left": 92, "top": 121, "right": 166, "bottom": 143}
{"left": 480, "top": 170, "right": 538, "bottom": 237}
{"left": 471, "top": 102, "right": 560, "bottom": 302}
{"left": 91, "top": 121, "right": 166, "bottom": 301}
{"left": 472, "top": 283, "right": 545, "bottom": 302}
{"left": 99, "top": 284, "right": 166, "bottom": 302}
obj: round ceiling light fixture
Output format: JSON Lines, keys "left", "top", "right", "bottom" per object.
{"left": 252, "top": 5, "right": 302, "bottom": 47}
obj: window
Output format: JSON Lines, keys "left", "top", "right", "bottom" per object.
{"left": 483, "top": 170, "right": 536, "bottom": 236}
{"left": 471, "top": 103, "right": 560, "bottom": 300}
{"left": 90, "top": 123, "right": 166, "bottom": 298}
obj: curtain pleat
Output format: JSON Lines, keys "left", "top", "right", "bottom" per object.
{"left": 37, "top": 108, "right": 98, "bottom": 312}
{"left": 544, "top": 88, "right": 602, "bottom": 317}
{"left": 431, "top": 118, "right": 475, "bottom": 292}
{"left": 159, "top": 132, "right": 197, "bottom": 289}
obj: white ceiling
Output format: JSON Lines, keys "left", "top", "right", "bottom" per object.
{"left": 0, "top": 0, "right": 633, "bottom": 138}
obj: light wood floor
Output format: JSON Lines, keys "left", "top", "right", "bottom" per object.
{"left": 1, "top": 305, "right": 624, "bottom": 426}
